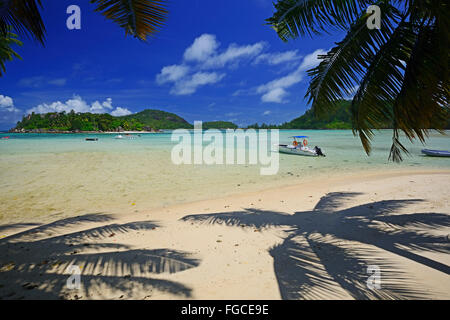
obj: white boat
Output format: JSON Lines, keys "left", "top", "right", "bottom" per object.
{"left": 114, "top": 135, "right": 124, "bottom": 139}
{"left": 276, "top": 136, "right": 325, "bottom": 157}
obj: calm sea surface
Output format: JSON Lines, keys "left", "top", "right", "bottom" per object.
{"left": 1, "top": 130, "right": 449, "bottom": 223}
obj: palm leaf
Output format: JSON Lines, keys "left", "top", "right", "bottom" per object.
{"left": 0, "top": 0, "right": 45, "bottom": 44}
{"left": 266, "top": 0, "right": 373, "bottom": 40}
{"left": 90, "top": 0, "right": 168, "bottom": 41}
{"left": 351, "top": 20, "right": 416, "bottom": 160}
{"left": 306, "top": 1, "right": 400, "bottom": 119}
{"left": 0, "top": 28, "right": 22, "bottom": 76}
{"left": 394, "top": 24, "right": 449, "bottom": 143}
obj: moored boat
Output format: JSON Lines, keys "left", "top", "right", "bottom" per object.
{"left": 421, "top": 149, "right": 450, "bottom": 157}
{"left": 277, "top": 136, "right": 325, "bottom": 157}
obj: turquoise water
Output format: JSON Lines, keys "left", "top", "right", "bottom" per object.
{"left": 0, "top": 130, "right": 449, "bottom": 223}
{"left": 1, "top": 129, "right": 449, "bottom": 166}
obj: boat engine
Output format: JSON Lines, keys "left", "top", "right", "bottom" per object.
{"left": 314, "top": 146, "right": 325, "bottom": 157}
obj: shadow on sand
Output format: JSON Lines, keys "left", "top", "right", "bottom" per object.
{"left": 181, "top": 192, "right": 450, "bottom": 299}
{"left": 0, "top": 214, "right": 200, "bottom": 299}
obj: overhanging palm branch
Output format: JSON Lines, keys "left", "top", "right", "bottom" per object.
{"left": 0, "top": 0, "right": 167, "bottom": 51}
{"left": 90, "top": 0, "right": 168, "bottom": 40}
{"left": 0, "top": 0, "right": 45, "bottom": 44}
{"left": 0, "top": 28, "right": 22, "bottom": 76}
{"left": 267, "top": 0, "right": 450, "bottom": 162}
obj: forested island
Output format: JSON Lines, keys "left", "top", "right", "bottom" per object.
{"left": 10, "top": 100, "right": 450, "bottom": 132}
{"left": 11, "top": 109, "right": 193, "bottom": 133}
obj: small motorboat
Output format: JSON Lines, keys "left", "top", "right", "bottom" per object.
{"left": 421, "top": 149, "right": 450, "bottom": 157}
{"left": 114, "top": 135, "right": 124, "bottom": 139}
{"left": 85, "top": 138, "right": 98, "bottom": 141}
{"left": 277, "top": 136, "right": 325, "bottom": 157}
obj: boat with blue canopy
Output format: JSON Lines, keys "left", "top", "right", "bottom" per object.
{"left": 277, "top": 136, "right": 325, "bottom": 157}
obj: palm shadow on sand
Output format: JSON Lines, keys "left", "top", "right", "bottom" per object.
{"left": 181, "top": 192, "right": 450, "bottom": 299}
{"left": 0, "top": 214, "right": 200, "bottom": 299}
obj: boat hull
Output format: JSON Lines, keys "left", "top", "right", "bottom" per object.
{"left": 278, "top": 145, "right": 318, "bottom": 157}
{"left": 421, "top": 149, "right": 450, "bottom": 157}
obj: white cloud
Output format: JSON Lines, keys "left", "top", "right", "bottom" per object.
{"left": 90, "top": 97, "right": 114, "bottom": 113}
{"left": 298, "top": 49, "right": 327, "bottom": 71}
{"left": 0, "top": 95, "right": 14, "bottom": 109}
{"left": 27, "top": 95, "right": 132, "bottom": 116}
{"left": 261, "top": 88, "right": 289, "bottom": 103}
{"left": 256, "top": 48, "right": 326, "bottom": 103}
{"left": 156, "top": 64, "right": 190, "bottom": 84}
{"left": 257, "top": 67, "right": 303, "bottom": 103}
{"left": 225, "top": 112, "right": 241, "bottom": 117}
{"left": 254, "top": 50, "right": 301, "bottom": 65}
{"left": 184, "top": 34, "right": 219, "bottom": 62}
{"left": 171, "top": 72, "right": 225, "bottom": 95}
{"left": 202, "top": 42, "right": 265, "bottom": 69}
{"left": 47, "top": 78, "right": 67, "bottom": 86}
{"left": 111, "top": 107, "right": 132, "bottom": 116}
{"left": 156, "top": 34, "right": 264, "bottom": 95}
{"left": 262, "top": 110, "right": 272, "bottom": 115}
{"left": 19, "top": 76, "right": 67, "bottom": 88}
{"left": 0, "top": 94, "right": 22, "bottom": 126}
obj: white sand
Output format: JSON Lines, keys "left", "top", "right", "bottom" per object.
{"left": 0, "top": 170, "right": 449, "bottom": 300}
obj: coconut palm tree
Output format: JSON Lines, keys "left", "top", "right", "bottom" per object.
{"left": 267, "top": 0, "right": 449, "bottom": 161}
{"left": 0, "top": 28, "right": 21, "bottom": 76}
{"left": 0, "top": 0, "right": 167, "bottom": 74}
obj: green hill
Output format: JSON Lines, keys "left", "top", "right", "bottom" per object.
{"left": 119, "top": 109, "right": 193, "bottom": 130}
{"left": 280, "top": 100, "right": 353, "bottom": 129}
{"left": 202, "top": 121, "right": 238, "bottom": 129}
{"left": 11, "top": 109, "right": 193, "bottom": 132}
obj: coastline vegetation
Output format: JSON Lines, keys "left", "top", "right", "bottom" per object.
{"left": 12, "top": 109, "right": 192, "bottom": 132}
{"left": 11, "top": 99, "right": 450, "bottom": 132}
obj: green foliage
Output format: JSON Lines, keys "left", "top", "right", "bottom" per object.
{"left": 0, "top": 28, "right": 22, "bottom": 76}
{"left": 248, "top": 100, "right": 360, "bottom": 129}
{"left": 281, "top": 100, "right": 356, "bottom": 129}
{"left": 202, "top": 121, "right": 238, "bottom": 129}
{"left": 119, "top": 109, "right": 193, "bottom": 130}
{"left": 13, "top": 109, "right": 192, "bottom": 131}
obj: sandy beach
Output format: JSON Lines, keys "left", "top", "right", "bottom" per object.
{"left": 0, "top": 169, "right": 449, "bottom": 300}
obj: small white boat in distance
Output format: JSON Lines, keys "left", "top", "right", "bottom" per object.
{"left": 114, "top": 135, "right": 124, "bottom": 139}
{"left": 277, "top": 136, "right": 325, "bottom": 157}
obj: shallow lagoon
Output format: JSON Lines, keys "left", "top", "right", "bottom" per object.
{"left": 1, "top": 130, "right": 449, "bottom": 224}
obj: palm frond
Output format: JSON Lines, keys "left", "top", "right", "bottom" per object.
{"left": 90, "top": 0, "right": 168, "bottom": 41}
{"left": 0, "top": 28, "right": 22, "bottom": 76}
{"left": 306, "top": 2, "right": 400, "bottom": 117}
{"left": 0, "top": 0, "right": 45, "bottom": 44}
{"left": 394, "top": 24, "right": 449, "bottom": 143}
{"left": 351, "top": 20, "right": 416, "bottom": 159}
{"left": 266, "top": 0, "right": 373, "bottom": 41}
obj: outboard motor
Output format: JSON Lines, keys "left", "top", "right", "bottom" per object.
{"left": 314, "top": 146, "right": 325, "bottom": 157}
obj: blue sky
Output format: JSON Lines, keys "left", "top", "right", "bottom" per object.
{"left": 0, "top": 0, "right": 344, "bottom": 129}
